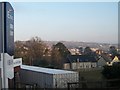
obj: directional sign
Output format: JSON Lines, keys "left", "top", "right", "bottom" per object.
{"left": 0, "top": 2, "right": 14, "bottom": 56}
{"left": 13, "top": 58, "right": 22, "bottom": 67}
{"left": 4, "top": 53, "right": 14, "bottom": 79}
{"left": 0, "top": 53, "right": 22, "bottom": 79}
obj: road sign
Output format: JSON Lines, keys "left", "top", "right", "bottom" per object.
{"left": 0, "top": 2, "right": 14, "bottom": 56}
{"left": 4, "top": 2, "right": 14, "bottom": 56}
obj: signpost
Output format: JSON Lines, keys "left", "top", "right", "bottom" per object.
{"left": 0, "top": 2, "right": 22, "bottom": 89}
{"left": 0, "top": 2, "right": 14, "bottom": 88}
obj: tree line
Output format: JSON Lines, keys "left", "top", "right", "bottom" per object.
{"left": 14, "top": 37, "right": 99, "bottom": 69}
{"left": 14, "top": 37, "right": 71, "bottom": 69}
{"left": 14, "top": 37, "right": 119, "bottom": 70}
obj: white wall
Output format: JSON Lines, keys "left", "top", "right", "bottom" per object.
{"left": 63, "top": 63, "right": 70, "bottom": 69}
{"left": 71, "top": 62, "right": 97, "bottom": 70}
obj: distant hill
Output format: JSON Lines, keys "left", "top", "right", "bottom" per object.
{"left": 44, "top": 41, "right": 117, "bottom": 51}
{"left": 15, "top": 40, "right": 117, "bottom": 51}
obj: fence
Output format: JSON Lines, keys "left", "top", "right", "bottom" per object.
{"left": 14, "top": 79, "right": 120, "bottom": 89}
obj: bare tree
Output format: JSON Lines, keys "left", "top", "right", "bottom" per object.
{"left": 14, "top": 37, "right": 50, "bottom": 66}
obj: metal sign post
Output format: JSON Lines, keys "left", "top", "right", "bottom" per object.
{"left": 1, "top": 2, "right": 6, "bottom": 88}
{"left": 0, "top": 2, "right": 14, "bottom": 89}
{"left": 0, "top": 2, "right": 22, "bottom": 89}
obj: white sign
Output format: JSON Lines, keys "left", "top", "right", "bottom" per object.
{"left": 0, "top": 54, "right": 22, "bottom": 79}
{"left": 4, "top": 53, "right": 14, "bottom": 79}
{"left": 13, "top": 58, "right": 22, "bottom": 67}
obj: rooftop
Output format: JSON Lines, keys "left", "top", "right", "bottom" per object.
{"left": 21, "top": 65, "right": 77, "bottom": 74}
{"left": 67, "top": 55, "right": 97, "bottom": 63}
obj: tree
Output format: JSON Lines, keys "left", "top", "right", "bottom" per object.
{"left": 109, "top": 46, "right": 118, "bottom": 56}
{"left": 102, "top": 63, "right": 120, "bottom": 87}
{"left": 14, "top": 37, "right": 50, "bottom": 66}
{"left": 51, "top": 46, "right": 63, "bottom": 68}
{"left": 14, "top": 41, "right": 30, "bottom": 65}
{"left": 102, "top": 63, "right": 120, "bottom": 79}
{"left": 54, "top": 42, "right": 71, "bottom": 58}
{"left": 26, "top": 37, "right": 48, "bottom": 66}
{"left": 51, "top": 42, "right": 70, "bottom": 68}
{"left": 79, "top": 47, "right": 83, "bottom": 54}
{"left": 84, "top": 46, "right": 93, "bottom": 55}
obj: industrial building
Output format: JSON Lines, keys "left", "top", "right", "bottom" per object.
{"left": 20, "top": 65, "right": 79, "bottom": 88}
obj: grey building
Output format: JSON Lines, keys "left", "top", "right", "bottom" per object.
{"left": 20, "top": 65, "right": 79, "bottom": 88}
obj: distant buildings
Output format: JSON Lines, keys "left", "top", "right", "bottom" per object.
{"left": 64, "top": 53, "right": 120, "bottom": 70}
{"left": 63, "top": 52, "right": 114, "bottom": 70}
{"left": 68, "top": 47, "right": 104, "bottom": 56}
{"left": 64, "top": 55, "right": 98, "bottom": 70}
{"left": 68, "top": 48, "right": 81, "bottom": 55}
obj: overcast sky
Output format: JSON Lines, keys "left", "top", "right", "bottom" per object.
{"left": 10, "top": 2, "right": 118, "bottom": 44}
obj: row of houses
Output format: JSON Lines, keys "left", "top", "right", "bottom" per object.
{"left": 63, "top": 54, "right": 120, "bottom": 70}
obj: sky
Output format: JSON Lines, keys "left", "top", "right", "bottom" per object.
{"left": 10, "top": 2, "right": 118, "bottom": 44}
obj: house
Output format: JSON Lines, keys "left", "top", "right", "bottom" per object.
{"left": 68, "top": 48, "right": 81, "bottom": 55}
{"left": 97, "top": 56, "right": 107, "bottom": 67}
{"left": 64, "top": 55, "right": 98, "bottom": 70}
{"left": 63, "top": 63, "right": 70, "bottom": 69}
{"left": 97, "top": 54, "right": 112, "bottom": 67}
{"left": 107, "top": 56, "right": 120, "bottom": 66}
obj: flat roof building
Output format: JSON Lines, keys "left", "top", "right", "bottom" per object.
{"left": 20, "top": 65, "right": 79, "bottom": 88}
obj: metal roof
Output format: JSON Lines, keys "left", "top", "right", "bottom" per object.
{"left": 21, "top": 65, "right": 77, "bottom": 74}
{"left": 67, "top": 55, "right": 97, "bottom": 63}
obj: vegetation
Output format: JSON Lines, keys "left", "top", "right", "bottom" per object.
{"left": 15, "top": 37, "right": 118, "bottom": 70}
{"left": 109, "top": 46, "right": 118, "bottom": 56}
{"left": 84, "top": 47, "right": 92, "bottom": 55}
{"left": 51, "top": 42, "right": 71, "bottom": 68}
{"left": 78, "top": 68, "right": 103, "bottom": 81}
{"left": 101, "top": 63, "right": 120, "bottom": 87}
{"left": 14, "top": 37, "right": 70, "bottom": 68}
{"left": 102, "top": 63, "right": 120, "bottom": 79}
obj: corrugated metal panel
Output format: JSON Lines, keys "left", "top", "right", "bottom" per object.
{"left": 20, "top": 65, "right": 78, "bottom": 88}
{"left": 53, "top": 73, "right": 79, "bottom": 88}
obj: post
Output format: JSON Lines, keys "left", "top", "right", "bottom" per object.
{"left": 67, "top": 83, "right": 70, "bottom": 90}
{"left": 1, "top": 2, "right": 7, "bottom": 88}
{"left": 0, "top": 2, "right": 14, "bottom": 89}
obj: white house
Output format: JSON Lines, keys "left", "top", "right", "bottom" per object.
{"left": 64, "top": 55, "right": 98, "bottom": 70}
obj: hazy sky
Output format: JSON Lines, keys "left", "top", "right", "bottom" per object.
{"left": 10, "top": 2, "right": 118, "bottom": 44}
